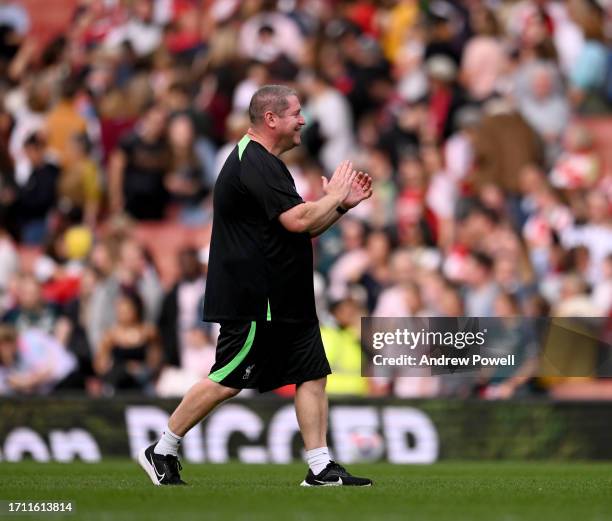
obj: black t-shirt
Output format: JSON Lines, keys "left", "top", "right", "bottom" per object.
{"left": 120, "top": 132, "right": 171, "bottom": 220}
{"left": 203, "top": 136, "right": 318, "bottom": 324}
{"left": 18, "top": 162, "right": 60, "bottom": 219}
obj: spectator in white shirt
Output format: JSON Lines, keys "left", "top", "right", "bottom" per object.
{"left": 0, "top": 325, "right": 77, "bottom": 395}
{"left": 302, "top": 71, "right": 356, "bottom": 175}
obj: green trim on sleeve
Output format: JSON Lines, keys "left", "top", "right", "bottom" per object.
{"left": 238, "top": 134, "right": 251, "bottom": 161}
{"left": 208, "top": 321, "right": 256, "bottom": 383}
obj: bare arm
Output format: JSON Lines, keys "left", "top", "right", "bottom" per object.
{"left": 484, "top": 356, "right": 539, "bottom": 400}
{"left": 145, "top": 324, "right": 163, "bottom": 373}
{"left": 7, "top": 367, "right": 53, "bottom": 393}
{"left": 278, "top": 160, "right": 354, "bottom": 235}
{"left": 278, "top": 161, "right": 372, "bottom": 237}
{"left": 306, "top": 167, "right": 373, "bottom": 237}
{"left": 279, "top": 194, "right": 344, "bottom": 236}
{"left": 308, "top": 202, "right": 345, "bottom": 237}
{"left": 108, "top": 149, "right": 126, "bottom": 215}
{"left": 500, "top": 356, "right": 539, "bottom": 392}
{"left": 94, "top": 331, "right": 115, "bottom": 376}
{"left": 315, "top": 169, "right": 372, "bottom": 236}
{"left": 306, "top": 176, "right": 365, "bottom": 237}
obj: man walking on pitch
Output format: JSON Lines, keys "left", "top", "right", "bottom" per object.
{"left": 138, "top": 85, "right": 373, "bottom": 487}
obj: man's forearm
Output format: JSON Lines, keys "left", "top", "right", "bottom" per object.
{"left": 309, "top": 206, "right": 343, "bottom": 237}
{"left": 292, "top": 194, "right": 343, "bottom": 235}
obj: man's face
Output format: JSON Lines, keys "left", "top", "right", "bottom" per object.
{"left": 273, "top": 95, "right": 305, "bottom": 152}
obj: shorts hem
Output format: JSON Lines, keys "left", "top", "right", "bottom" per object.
{"left": 207, "top": 374, "right": 258, "bottom": 390}
{"left": 256, "top": 369, "right": 332, "bottom": 394}
{"left": 203, "top": 316, "right": 319, "bottom": 324}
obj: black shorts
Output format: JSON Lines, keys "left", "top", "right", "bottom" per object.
{"left": 208, "top": 321, "right": 331, "bottom": 393}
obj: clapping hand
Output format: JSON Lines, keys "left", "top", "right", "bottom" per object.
{"left": 341, "top": 169, "right": 372, "bottom": 209}
{"left": 322, "top": 160, "right": 357, "bottom": 202}
{"left": 322, "top": 160, "right": 373, "bottom": 210}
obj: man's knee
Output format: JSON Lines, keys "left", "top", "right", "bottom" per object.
{"left": 204, "top": 377, "right": 241, "bottom": 401}
{"left": 297, "top": 376, "right": 327, "bottom": 393}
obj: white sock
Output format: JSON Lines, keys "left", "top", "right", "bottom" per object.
{"left": 306, "top": 446, "right": 331, "bottom": 475}
{"left": 154, "top": 427, "right": 183, "bottom": 457}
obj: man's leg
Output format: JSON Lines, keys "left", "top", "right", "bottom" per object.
{"left": 139, "top": 378, "right": 239, "bottom": 485}
{"left": 155, "top": 378, "right": 240, "bottom": 455}
{"left": 295, "top": 376, "right": 372, "bottom": 487}
{"left": 168, "top": 378, "right": 241, "bottom": 436}
{"left": 295, "top": 377, "right": 333, "bottom": 476}
{"left": 295, "top": 377, "right": 328, "bottom": 450}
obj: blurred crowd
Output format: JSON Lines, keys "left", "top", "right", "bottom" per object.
{"left": 0, "top": 0, "right": 611, "bottom": 399}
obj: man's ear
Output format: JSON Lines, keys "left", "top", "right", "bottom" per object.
{"left": 264, "top": 111, "right": 277, "bottom": 128}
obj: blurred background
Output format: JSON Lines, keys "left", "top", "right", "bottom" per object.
{"left": 0, "top": 0, "right": 611, "bottom": 463}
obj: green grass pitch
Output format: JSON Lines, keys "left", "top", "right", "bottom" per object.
{"left": 1, "top": 461, "right": 611, "bottom": 521}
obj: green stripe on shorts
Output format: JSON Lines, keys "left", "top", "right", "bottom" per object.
{"left": 209, "top": 321, "right": 257, "bottom": 383}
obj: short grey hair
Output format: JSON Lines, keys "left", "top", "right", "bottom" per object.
{"left": 248, "top": 84, "right": 298, "bottom": 124}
